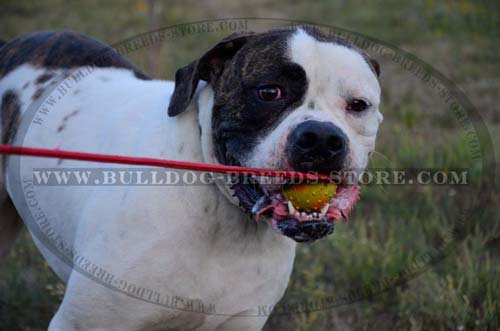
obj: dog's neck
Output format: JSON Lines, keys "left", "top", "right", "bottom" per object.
{"left": 197, "top": 85, "right": 241, "bottom": 207}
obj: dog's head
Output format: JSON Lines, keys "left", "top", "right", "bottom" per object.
{"left": 168, "top": 27, "right": 383, "bottom": 242}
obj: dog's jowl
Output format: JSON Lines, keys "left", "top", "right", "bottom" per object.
{"left": 0, "top": 27, "right": 382, "bottom": 330}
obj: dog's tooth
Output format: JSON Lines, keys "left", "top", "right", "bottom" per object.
{"left": 301, "top": 212, "right": 307, "bottom": 218}
{"left": 313, "top": 212, "right": 318, "bottom": 218}
{"left": 306, "top": 215, "right": 312, "bottom": 220}
{"left": 320, "top": 204, "right": 330, "bottom": 216}
{"left": 287, "top": 201, "right": 296, "bottom": 215}
{"left": 295, "top": 211, "right": 301, "bottom": 218}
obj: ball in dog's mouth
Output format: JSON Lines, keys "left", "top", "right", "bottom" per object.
{"left": 231, "top": 178, "right": 360, "bottom": 243}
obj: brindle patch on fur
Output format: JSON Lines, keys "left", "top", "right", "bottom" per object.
{"left": 1, "top": 90, "right": 21, "bottom": 145}
{"left": 36, "top": 72, "right": 55, "bottom": 84}
{"left": 57, "top": 109, "right": 79, "bottom": 133}
{"left": 210, "top": 30, "right": 308, "bottom": 165}
{"left": 0, "top": 31, "right": 150, "bottom": 80}
{"left": 32, "top": 87, "right": 45, "bottom": 100}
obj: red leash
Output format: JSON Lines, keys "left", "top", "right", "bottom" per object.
{"left": 0, "top": 144, "right": 330, "bottom": 181}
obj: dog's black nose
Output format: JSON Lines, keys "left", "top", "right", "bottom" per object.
{"left": 287, "top": 120, "right": 348, "bottom": 174}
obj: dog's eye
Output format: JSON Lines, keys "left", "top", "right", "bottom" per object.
{"left": 346, "top": 99, "right": 370, "bottom": 112}
{"left": 258, "top": 86, "right": 282, "bottom": 101}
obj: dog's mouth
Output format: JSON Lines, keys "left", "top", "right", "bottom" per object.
{"left": 230, "top": 176, "right": 360, "bottom": 243}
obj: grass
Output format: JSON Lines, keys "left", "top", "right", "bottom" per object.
{"left": 0, "top": 0, "right": 499, "bottom": 330}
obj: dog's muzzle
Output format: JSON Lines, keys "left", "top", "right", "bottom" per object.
{"left": 230, "top": 120, "right": 359, "bottom": 243}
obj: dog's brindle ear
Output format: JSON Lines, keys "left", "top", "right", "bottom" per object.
{"left": 368, "top": 57, "right": 380, "bottom": 77}
{"left": 168, "top": 32, "right": 255, "bottom": 117}
{"left": 361, "top": 51, "right": 380, "bottom": 77}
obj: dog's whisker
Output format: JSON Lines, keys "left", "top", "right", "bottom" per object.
{"left": 371, "top": 150, "right": 391, "bottom": 163}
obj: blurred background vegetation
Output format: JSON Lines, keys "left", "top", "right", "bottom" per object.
{"left": 0, "top": 0, "right": 499, "bottom": 330}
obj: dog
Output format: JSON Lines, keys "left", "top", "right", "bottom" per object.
{"left": 0, "top": 27, "right": 382, "bottom": 330}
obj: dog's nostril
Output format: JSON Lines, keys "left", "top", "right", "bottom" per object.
{"left": 288, "top": 120, "right": 349, "bottom": 174}
{"left": 297, "top": 131, "right": 318, "bottom": 149}
{"left": 326, "top": 136, "right": 344, "bottom": 152}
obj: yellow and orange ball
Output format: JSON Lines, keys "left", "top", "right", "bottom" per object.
{"left": 283, "top": 182, "right": 337, "bottom": 212}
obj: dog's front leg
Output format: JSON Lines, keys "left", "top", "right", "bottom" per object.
{"left": 48, "top": 271, "right": 208, "bottom": 331}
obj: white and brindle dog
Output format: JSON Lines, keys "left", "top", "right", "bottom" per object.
{"left": 0, "top": 27, "right": 382, "bottom": 330}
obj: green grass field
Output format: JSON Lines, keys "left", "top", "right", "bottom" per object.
{"left": 0, "top": 1, "right": 499, "bottom": 330}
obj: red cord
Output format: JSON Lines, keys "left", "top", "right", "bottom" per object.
{"left": 0, "top": 144, "right": 331, "bottom": 181}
